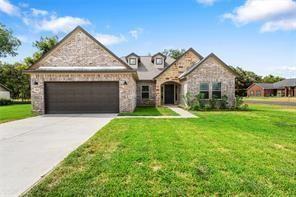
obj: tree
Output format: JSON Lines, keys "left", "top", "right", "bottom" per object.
{"left": 0, "top": 62, "right": 30, "bottom": 100}
{"left": 262, "top": 74, "right": 284, "bottom": 83}
{"left": 0, "top": 35, "right": 58, "bottom": 100}
{"left": 33, "top": 36, "right": 58, "bottom": 55}
{"left": 0, "top": 23, "right": 21, "bottom": 57}
{"left": 162, "top": 48, "right": 186, "bottom": 59}
{"left": 230, "top": 66, "right": 263, "bottom": 97}
{"left": 24, "top": 36, "right": 58, "bottom": 67}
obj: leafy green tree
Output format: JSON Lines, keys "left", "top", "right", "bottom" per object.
{"left": 0, "top": 62, "right": 30, "bottom": 100}
{"left": 23, "top": 36, "right": 58, "bottom": 67}
{"left": 262, "top": 74, "right": 284, "bottom": 83}
{"left": 230, "top": 66, "right": 262, "bottom": 96}
{"left": 33, "top": 36, "right": 58, "bottom": 55}
{"left": 0, "top": 23, "right": 21, "bottom": 57}
{"left": 162, "top": 48, "right": 186, "bottom": 59}
{"left": 0, "top": 35, "right": 58, "bottom": 100}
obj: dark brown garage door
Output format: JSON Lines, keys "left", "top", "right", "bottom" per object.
{"left": 45, "top": 82, "right": 119, "bottom": 114}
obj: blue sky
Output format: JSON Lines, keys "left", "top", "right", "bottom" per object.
{"left": 0, "top": 0, "right": 295, "bottom": 78}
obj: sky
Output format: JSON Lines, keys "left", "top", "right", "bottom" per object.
{"left": 0, "top": 0, "right": 295, "bottom": 78}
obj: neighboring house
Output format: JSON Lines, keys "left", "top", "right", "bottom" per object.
{"left": 25, "top": 26, "right": 238, "bottom": 114}
{"left": 247, "top": 78, "right": 296, "bottom": 97}
{"left": 0, "top": 83, "right": 11, "bottom": 100}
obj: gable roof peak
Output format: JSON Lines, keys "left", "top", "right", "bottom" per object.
{"left": 187, "top": 48, "right": 203, "bottom": 59}
{"left": 179, "top": 52, "right": 239, "bottom": 79}
{"left": 26, "top": 26, "right": 135, "bottom": 72}
{"left": 152, "top": 52, "right": 166, "bottom": 59}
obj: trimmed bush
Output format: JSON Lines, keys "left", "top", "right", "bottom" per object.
{"left": 0, "top": 99, "right": 13, "bottom": 106}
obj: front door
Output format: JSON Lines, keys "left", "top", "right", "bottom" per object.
{"left": 164, "top": 84, "right": 174, "bottom": 104}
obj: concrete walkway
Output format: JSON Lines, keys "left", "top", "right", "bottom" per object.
{"left": 118, "top": 106, "right": 196, "bottom": 118}
{"left": 0, "top": 114, "right": 116, "bottom": 196}
{"left": 166, "top": 105, "right": 196, "bottom": 118}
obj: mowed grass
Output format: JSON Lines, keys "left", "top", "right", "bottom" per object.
{"left": 0, "top": 104, "right": 35, "bottom": 124}
{"left": 245, "top": 96, "right": 296, "bottom": 103}
{"left": 119, "top": 106, "right": 179, "bottom": 116}
{"left": 26, "top": 105, "right": 296, "bottom": 196}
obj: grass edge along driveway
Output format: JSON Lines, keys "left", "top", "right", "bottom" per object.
{"left": 25, "top": 104, "right": 295, "bottom": 196}
{"left": 0, "top": 104, "right": 35, "bottom": 124}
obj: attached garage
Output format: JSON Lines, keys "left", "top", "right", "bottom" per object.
{"left": 45, "top": 82, "right": 119, "bottom": 114}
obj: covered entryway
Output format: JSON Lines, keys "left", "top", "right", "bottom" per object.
{"left": 161, "top": 82, "right": 180, "bottom": 105}
{"left": 45, "top": 82, "right": 119, "bottom": 114}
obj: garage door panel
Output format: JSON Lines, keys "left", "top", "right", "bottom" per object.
{"left": 45, "top": 82, "right": 119, "bottom": 114}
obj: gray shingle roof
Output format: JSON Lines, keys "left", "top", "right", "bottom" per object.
{"left": 273, "top": 78, "right": 296, "bottom": 88}
{"left": 252, "top": 78, "right": 296, "bottom": 90}
{"left": 254, "top": 83, "right": 275, "bottom": 89}
{"left": 121, "top": 56, "right": 175, "bottom": 80}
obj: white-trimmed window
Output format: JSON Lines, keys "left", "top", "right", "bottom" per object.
{"left": 156, "top": 58, "right": 163, "bottom": 65}
{"left": 212, "top": 82, "right": 221, "bottom": 99}
{"left": 200, "top": 83, "right": 209, "bottom": 99}
{"left": 129, "top": 58, "right": 136, "bottom": 65}
{"left": 142, "top": 86, "right": 149, "bottom": 99}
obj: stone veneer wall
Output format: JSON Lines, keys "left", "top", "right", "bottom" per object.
{"left": 30, "top": 72, "right": 136, "bottom": 114}
{"left": 136, "top": 81, "right": 156, "bottom": 106}
{"left": 182, "top": 56, "right": 236, "bottom": 106}
{"left": 155, "top": 50, "right": 202, "bottom": 105}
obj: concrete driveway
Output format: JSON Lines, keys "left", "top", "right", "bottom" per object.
{"left": 0, "top": 114, "right": 116, "bottom": 196}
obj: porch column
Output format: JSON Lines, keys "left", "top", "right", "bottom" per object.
{"left": 155, "top": 81, "right": 162, "bottom": 106}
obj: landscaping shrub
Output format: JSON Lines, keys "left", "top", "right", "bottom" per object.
{"left": 13, "top": 100, "right": 31, "bottom": 104}
{"left": 235, "top": 96, "right": 248, "bottom": 109}
{"left": 182, "top": 92, "right": 194, "bottom": 109}
{"left": 185, "top": 94, "right": 248, "bottom": 111}
{"left": 0, "top": 99, "right": 13, "bottom": 106}
{"left": 220, "top": 95, "right": 228, "bottom": 109}
{"left": 209, "top": 98, "right": 217, "bottom": 109}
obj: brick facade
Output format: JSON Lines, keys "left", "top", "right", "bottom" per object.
{"left": 30, "top": 73, "right": 136, "bottom": 114}
{"left": 136, "top": 81, "right": 156, "bottom": 106}
{"left": 182, "top": 56, "right": 236, "bottom": 106}
{"left": 33, "top": 29, "right": 124, "bottom": 68}
{"left": 155, "top": 50, "right": 202, "bottom": 105}
{"left": 27, "top": 26, "right": 237, "bottom": 113}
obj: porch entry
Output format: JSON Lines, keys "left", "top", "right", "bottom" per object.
{"left": 161, "top": 82, "right": 180, "bottom": 105}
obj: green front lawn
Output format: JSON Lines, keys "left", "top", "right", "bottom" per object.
{"left": 0, "top": 104, "right": 35, "bottom": 124}
{"left": 26, "top": 105, "right": 296, "bottom": 196}
{"left": 119, "top": 106, "right": 179, "bottom": 116}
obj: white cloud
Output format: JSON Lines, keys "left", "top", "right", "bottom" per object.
{"left": 261, "top": 18, "right": 296, "bottom": 32}
{"left": 95, "top": 33, "right": 126, "bottom": 46}
{"left": 35, "top": 16, "right": 90, "bottom": 33}
{"left": 31, "top": 8, "right": 48, "bottom": 16}
{"left": 223, "top": 0, "right": 296, "bottom": 24}
{"left": 129, "top": 28, "right": 143, "bottom": 39}
{"left": 196, "top": 0, "right": 216, "bottom": 6}
{"left": 223, "top": 0, "right": 296, "bottom": 32}
{"left": 0, "top": 0, "right": 19, "bottom": 16}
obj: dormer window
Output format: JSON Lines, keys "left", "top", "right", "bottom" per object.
{"left": 129, "top": 58, "right": 137, "bottom": 65}
{"left": 125, "top": 53, "right": 140, "bottom": 69}
{"left": 152, "top": 52, "right": 166, "bottom": 69}
{"left": 156, "top": 58, "right": 163, "bottom": 65}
